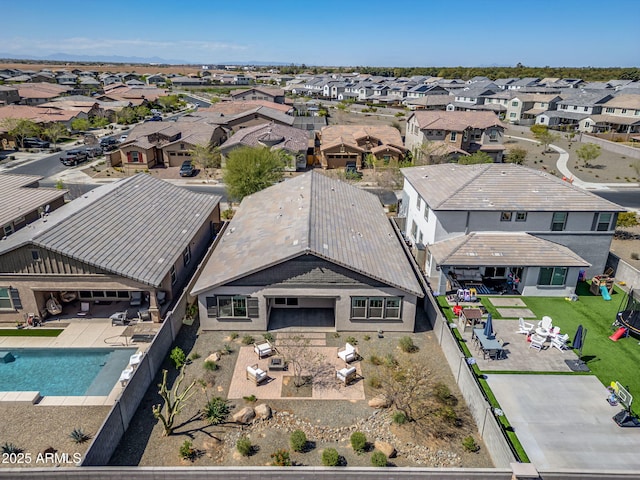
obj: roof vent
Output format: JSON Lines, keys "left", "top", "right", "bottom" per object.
{"left": 492, "top": 252, "right": 503, "bottom": 256}
{"left": 293, "top": 239, "right": 299, "bottom": 246}
{"left": 323, "top": 243, "right": 329, "bottom": 250}
{"left": 501, "top": 171, "right": 506, "bottom": 175}
{"left": 466, "top": 252, "right": 478, "bottom": 256}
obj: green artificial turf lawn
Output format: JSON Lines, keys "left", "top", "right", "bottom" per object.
{"left": 0, "top": 328, "right": 63, "bottom": 337}
{"left": 522, "top": 282, "right": 639, "bottom": 411}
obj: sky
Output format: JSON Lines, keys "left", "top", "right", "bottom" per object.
{"left": 2, "top": 0, "right": 639, "bottom": 67}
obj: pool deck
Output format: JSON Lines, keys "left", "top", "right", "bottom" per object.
{"left": 0, "top": 318, "right": 152, "bottom": 406}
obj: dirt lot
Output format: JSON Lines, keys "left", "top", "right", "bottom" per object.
{"left": 108, "top": 313, "right": 493, "bottom": 468}
{"left": 0, "top": 62, "right": 215, "bottom": 76}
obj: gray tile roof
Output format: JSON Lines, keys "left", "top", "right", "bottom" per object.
{"left": 401, "top": 164, "right": 625, "bottom": 212}
{"left": 428, "top": 232, "right": 590, "bottom": 267}
{"left": 192, "top": 171, "right": 423, "bottom": 296}
{"left": 220, "top": 122, "right": 309, "bottom": 154}
{"left": 0, "top": 174, "right": 221, "bottom": 287}
{"left": 0, "top": 174, "right": 67, "bottom": 228}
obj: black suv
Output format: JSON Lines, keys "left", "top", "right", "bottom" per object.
{"left": 179, "top": 160, "right": 195, "bottom": 177}
{"left": 99, "top": 137, "right": 119, "bottom": 151}
{"left": 22, "top": 137, "right": 50, "bottom": 148}
{"left": 61, "top": 149, "right": 89, "bottom": 166}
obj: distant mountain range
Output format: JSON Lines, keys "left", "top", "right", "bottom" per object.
{"left": 0, "top": 52, "right": 293, "bottom": 66}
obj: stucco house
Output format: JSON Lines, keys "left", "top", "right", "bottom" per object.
{"left": 230, "top": 87, "right": 285, "bottom": 104}
{"left": 405, "top": 111, "right": 505, "bottom": 162}
{"left": 399, "top": 164, "right": 625, "bottom": 297}
{"left": 0, "top": 174, "right": 222, "bottom": 324}
{"left": 317, "top": 125, "right": 406, "bottom": 169}
{"left": 192, "top": 171, "right": 425, "bottom": 332}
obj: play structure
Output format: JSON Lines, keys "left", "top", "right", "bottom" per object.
{"left": 615, "top": 288, "right": 640, "bottom": 337}
{"left": 611, "top": 382, "right": 640, "bottom": 427}
{"left": 456, "top": 288, "right": 478, "bottom": 303}
{"left": 590, "top": 274, "right": 614, "bottom": 297}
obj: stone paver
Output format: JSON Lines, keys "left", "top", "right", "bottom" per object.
{"left": 227, "top": 345, "right": 365, "bottom": 401}
{"left": 497, "top": 307, "right": 536, "bottom": 318}
{"left": 487, "top": 374, "right": 640, "bottom": 471}
{"left": 488, "top": 297, "right": 527, "bottom": 307}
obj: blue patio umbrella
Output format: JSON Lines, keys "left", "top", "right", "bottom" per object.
{"left": 483, "top": 313, "right": 494, "bottom": 338}
{"left": 573, "top": 324, "right": 585, "bottom": 360}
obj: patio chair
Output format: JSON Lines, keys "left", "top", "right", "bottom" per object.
{"left": 246, "top": 364, "right": 267, "bottom": 385}
{"left": 336, "top": 366, "right": 357, "bottom": 386}
{"left": 119, "top": 366, "right": 134, "bottom": 387}
{"left": 254, "top": 341, "right": 273, "bottom": 359}
{"left": 516, "top": 317, "right": 534, "bottom": 335}
{"left": 338, "top": 343, "right": 357, "bottom": 363}
{"left": 77, "top": 302, "right": 90, "bottom": 317}
{"left": 129, "top": 352, "right": 144, "bottom": 369}
{"left": 550, "top": 333, "right": 570, "bottom": 351}
{"left": 110, "top": 310, "right": 129, "bottom": 326}
{"left": 529, "top": 334, "right": 546, "bottom": 352}
{"left": 538, "top": 316, "right": 553, "bottom": 331}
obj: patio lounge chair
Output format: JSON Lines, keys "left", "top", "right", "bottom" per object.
{"left": 246, "top": 364, "right": 267, "bottom": 385}
{"left": 338, "top": 343, "right": 357, "bottom": 363}
{"left": 77, "top": 302, "right": 90, "bottom": 317}
{"left": 336, "top": 366, "right": 357, "bottom": 386}
{"left": 529, "top": 334, "right": 546, "bottom": 352}
{"left": 129, "top": 352, "right": 144, "bottom": 369}
{"left": 516, "top": 317, "right": 534, "bottom": 335}
{"left": 119, "top": 366, "right": 134, "bottom": 387}
{"left": 254, "top": 341, "right": 273, "bottom": 359}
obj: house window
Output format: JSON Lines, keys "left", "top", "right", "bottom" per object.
{"left": 584, "top": 107, "right": 588, "bottom": 112}
{"left": 512, "top": 101, "right": 519, "bottom": 107}
{"left": 411, "top": 221, "right": 418, "bottom": 240}
{"left": 450, "top": 132, "right": 457, "bottom": 141}
{"left": 3, "top": 224, "right": 14, "bottom": 237}
{"left": 573, "top": 106, "right": 577, "bottom": 110}
{"left": 606, "top": 108, "right": 614, "bottom": 113}
{"left": 274, "top": 298, "right": 298, "bottom": 306}
{"left": 585, "top": 122, "right": 590, "bottom": 127}
{"left": 384, "top": 298, "right": 401, "bottom": 318}
{"left": 501, "top": 212, "right": 512, "bottom": 221}
{"left": 509, "top": 113, "right": 517, "bottom": 118}
{"left": 170, "top": 265, "right": 177, "bottom": 285}
{"left": 423, "top": 207, "right": 429, "bottom": 221}
{"left": 418, "top": 231, "right": 423, "bottom": 244}
{"left": 350, "top": 296, "right": 402, "bottom": 319}
{"left": 218, "top": 295, "right": 247, "bottom": 317}
{"left": 368, "top": 298, "right": 384, "bottom": 318}
{"left": 128, "top": 151, "right": 141, "bottom": 163}
{"left": 635, "top": 110, "right": 640, "bottom": 116}
{"left": 594, "top": 212, "right": 613, "bottom": 231}
{"left": 182, "top": 246, "right": 191, "bottom": 266}
{"left": 0, "top": 288, "right": 12, "bottom": 310}
{"left": 463, "top": 131, "right": 469, "bottom": 141}
{"left": 351, "top": 297, "right": 367, "bottom": 318}
{"left": 538, "top": 267, "right": 568, "bottom": 286}
{"left": 622, "top": 109, "right": 627, "bottom": 114}
{"left": 551, "top": 212, "right": 567, "bottom": 231}
{"left": 516, "top": 212, "right": 527, "bottom": 222}
{"left": 416, "top": 197, "right": 421, "bottom": 209}
{"left": 31, "top": 250, "right": 40, "bottom": 261}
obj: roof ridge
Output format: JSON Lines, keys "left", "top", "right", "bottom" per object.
{"left": 440, "top": 233, "right": 474, "bottom": 264}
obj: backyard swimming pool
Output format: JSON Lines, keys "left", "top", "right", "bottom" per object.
{"left": 0, "top": 348, "right": 136, "bottom": 396}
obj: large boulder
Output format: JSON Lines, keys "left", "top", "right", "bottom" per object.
{"left": 205, "top": 352, "right": 221, "bottom": 363}
{"left": 232, "top": 407, "right": 255, "bottom": 424}
{"left": 374, "top": 440, "right": 396, "bottom": 458}
{"left": 368, "top": 395, "right": 391, "bottom": 408}
{"left": 254, "top": 403, "right": 272, "bottom": 420}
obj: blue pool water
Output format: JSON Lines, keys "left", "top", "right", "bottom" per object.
{"left": 0, "top": 348, "right": 136, "bottom": 396}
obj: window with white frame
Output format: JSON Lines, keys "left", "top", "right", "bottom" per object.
{"left": 515, "top": 212, "right": 527, "bottom": 222}
{"left": 416, "top": 196, "right": 421, "bottom": 209}
{"left": 538, "top": 267, "right": 568, "bottom": 286}
{"left": 170, "top": 265, "right": 177, "bottom": 285}
{"left": 512, "top": 101, "right": 519, "bottom": 106}
{"left": 622, "top": 109, "right": 627, "bottom": 114}
{"left": 350, "top": 296, "right": 402, "bottom": 319}
{"left": 551, "top": 212, "right": 567, "bottom": 231}
{"left": 450, "top": 132, "right": 457, "bottom": 141}
{"left": 411, "top": 221, "right": 418, "bottom": 240}
{"left": 423, "top": 206, "right": 429, "bottom": 221}
{"left": 606, "top": 107, "right": 614, "bottom": 113}
{"left": 509, "top": 113, "right": 516, "bottom": 118}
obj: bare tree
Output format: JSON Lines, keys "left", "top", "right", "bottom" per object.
{"left": 152, "top": 365, "right": 197, "bottom": 436}
{"left": 278, "top": 335, "right": 330, "bottom": 389}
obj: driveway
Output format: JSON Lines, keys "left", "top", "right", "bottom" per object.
{"left": 487, "top": 374, "right": 640, "bottom": 471}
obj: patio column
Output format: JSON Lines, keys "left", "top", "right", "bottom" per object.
{"left": 148, "top": 290, "right": 160, "bottom": 323}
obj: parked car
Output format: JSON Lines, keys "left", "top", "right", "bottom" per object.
{"left": 84, "top": 146, "right": 103, "bottom": 158}
{"left": 179, "top": 160, "right": 195, "bottom": 177}
{"left": 119, "top": 134, "right": 128, "bottom": 143}
{"left": 99, "top": 137, "right": 119, "bottom": 151}
{"left": 22, "top": 137, "right": 50, "bottom": 148}
{"left": 61, "top": 149, "right": 89, "bottom": 166}
{"left": 144, "top": 115, "right": 162, "bottom": 122}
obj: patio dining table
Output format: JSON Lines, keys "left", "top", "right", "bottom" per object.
{"left": 473, "top": 328, "right": 505, "bottom": 360}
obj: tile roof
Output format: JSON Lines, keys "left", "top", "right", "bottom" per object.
{"left": 0, "top": 105, "right": 79, "bottom": 123}
{"left": 428, "top": 232, "right": 590, "bottom": 267}
{"left": 319, "top": 125, "right": 403, "bottom": 151}
{"left": 192, "top": 171, "right": 423, "bottom": 296}
{"left": 16, "top": 82, "right": 71, "bottom": 99}
{"left": 401, "top": 163, "right": 625, "bottom": 212}
{"left": 409, "top": 110, "right": 504, "bottom": 131}
{"left": 0, "top": 174, "right": 221, "bottom": 287}
{"left": 230, "top": 86, "right": 285, "bottom": 97}
{"left": 603, "top": 94, "right": 640, "bottom": 110}
{"left": 220, "top": 122, "right": 310, "bottom": 154}
{"left": 199, "top": 100, "right": 292, "bottom": 115}
{"left": 0, "top": 174, "right": 67, "bottom": 229}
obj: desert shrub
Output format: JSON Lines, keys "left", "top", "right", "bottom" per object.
{"left": 179, "top": 440, "right": 197, "bottom": 461}
{"left": 243, "top": 394, "right": 257, "bottom": 402}
{"left": 350, "top": 431, "right": 366, "bottom": 453}
{"left": 202, "top": 397, "right": 230, "bottom": 425}
{"left": 270, "top": 449, "right": 292, "bottom": 466}
{"left": 369, "top": 354, "right": 383, "bottom": 365}
{"left": 399, "top": 336, "right": 418, "bottom": 353}
{"left": 1, "top": 443, "right": 23, "bottom": 454}
{"left": 438, "top": 406, "right": 459, "bottom": 425}
{"left": 290, "top": 429, "right": 307, "bottom": 452}
{"left": 367, "top": 376, "right": 382, "bottom": 389}
{"left": 69, "top": 428, "right": 91, "bottom": 444}
{"left": 203, "top": 360, "right": 218, "bottom": 371}
{"left": 363, "top": 334, "right": 371, "bottom": 341}
{"left": 383, "top": 353, "right": 398, "bottom": 367}
{"left": 371, "top": 451, "right": 387, "bottom": 466}
{"left": 462, "top": 435, "right": 480, "bottom": 452}
{"left": 188, "top": 351, "right": 201, "bottom": 361}
{"left": 618, "top": 211, "right": 639, "bottom": 228}
{"left": 236, "top": 436, "right": 252, "bottom": 456}
{"left": 222, "top": 344, "right": 233, "bottom": 354}
{"left": 263, "top": 332, "right": 274, "bottom": 343}
{"left": 170, "top": 346, "right": 186, "bottom": 368}
{"left": 392, "top": 411, "right": 407, "bottom": 425}
{"left": 322, "top": 447, "right": 340, "bottom": 466}
{"left": 229, "top": 332, "right": 239, "bottom": 340}
{"left": 242, "top": 335, "right": 255, "bottom": 345}
{"left": 345, "top": 336, "right": 357, "bottom": 345}
{"left": 433, "top": 382, "right": 458, "bottom": 406}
